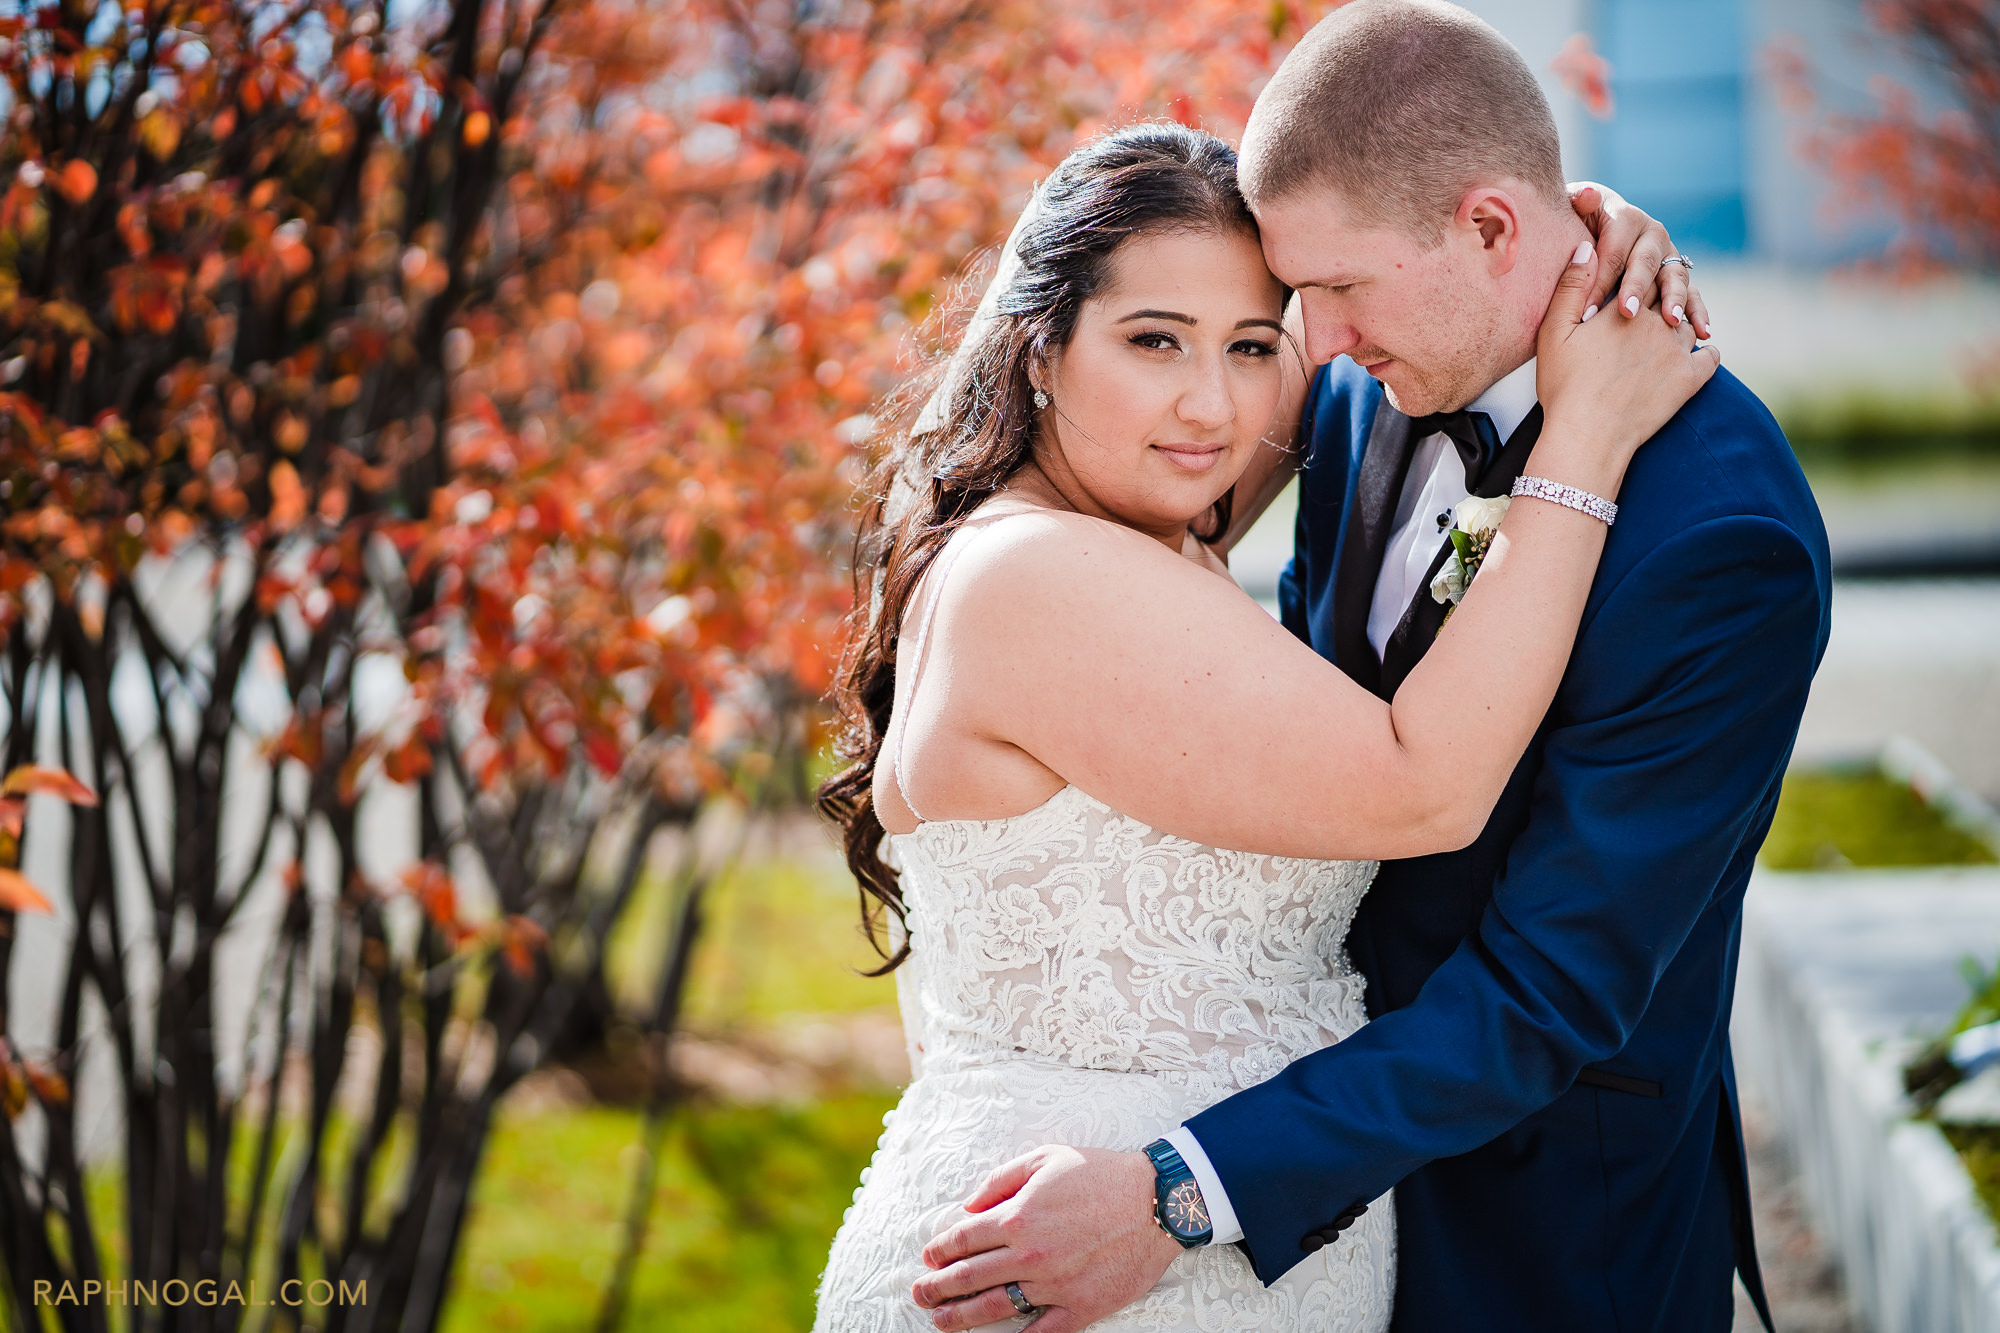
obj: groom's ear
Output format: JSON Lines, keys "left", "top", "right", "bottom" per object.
{"left": 1455, "top": 186, "right": 1526, "bottom": 275}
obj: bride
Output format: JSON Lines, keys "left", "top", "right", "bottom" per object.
{"left": 812, "top": 122, "right": 1713, "bottom": 1332}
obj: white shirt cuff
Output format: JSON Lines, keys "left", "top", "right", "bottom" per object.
{"left": 1162, "top": 1126, "right": 1244, "bottom": 1246}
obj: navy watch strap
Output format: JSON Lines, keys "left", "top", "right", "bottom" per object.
{"left": 1144, "top": 1138, "right": 1212, "bottom": 1247}
{"left": 1145, "top": 1139, "right": 1190, "bottom": 1177}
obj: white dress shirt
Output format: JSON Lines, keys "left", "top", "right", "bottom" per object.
{"left": 1366, "top": 358, "right": 1541, "bottom": 657}
{"left": 1171, "top": 357, "right": 1541, "bottom": 1248}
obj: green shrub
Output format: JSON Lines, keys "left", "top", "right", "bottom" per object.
{"left": 1778, "top": 395, "right": 2000, "bottom": 464}
{"left": 1759, "top": 771, "right": 1996, "bottom": 871}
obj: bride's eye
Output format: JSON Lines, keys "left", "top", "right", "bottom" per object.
{"left": 1129, "top": 331, "right": 1181, "bottom": 352}
{"left": 1232, "top": 339, "right": 1279, "bottom": 358}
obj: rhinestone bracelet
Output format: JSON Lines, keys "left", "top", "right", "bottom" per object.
{"left": 1511, "top": 475, "right": 1618, "bottom": 526}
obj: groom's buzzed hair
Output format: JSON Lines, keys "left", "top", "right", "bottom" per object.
{"left": 1241, "top": 0, "right": 1565, "bottom": 242}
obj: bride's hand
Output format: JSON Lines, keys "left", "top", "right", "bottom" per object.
{"left": 1566, "top": 181, "right": 1711, "bottom": 337}
{"left": 1530, "top": 241, "right": 1720, "bottom": 499}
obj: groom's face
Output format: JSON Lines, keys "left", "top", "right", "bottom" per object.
{"left": 1253, "top": 187, "right": 1510, "bottom": 417}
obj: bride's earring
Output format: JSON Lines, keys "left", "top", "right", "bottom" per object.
{"left": 1033, "top": 389, "right": 1050, "bottom": 410}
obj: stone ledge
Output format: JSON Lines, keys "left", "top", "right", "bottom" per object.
{"left": 1735, "top": 869, "right": 2000, "bottom": 1332}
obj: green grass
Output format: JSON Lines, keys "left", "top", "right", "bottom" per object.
{"left": 444, "top": 837, "right": 903, "bottom": 1332}
{"left": 27, "top": 1085, "right": 894, "bottom": 1333}
{"left": 1759, "top": 770, "right": 1997, "bottom": 871}
{"left": 685, "top": 855, "right": 899, "bottom": 1028}
{"left": 441, "top": 1094, "right": 895, "bottom": 1333}
{"left": 608, "top": 843, "right": 899, "bottom": 1032}
{"left": 444, "top": 838, "right": 904, "bottom": 1332}
{"left": 441, "top": 837, "right": 903, "bottom": 1332}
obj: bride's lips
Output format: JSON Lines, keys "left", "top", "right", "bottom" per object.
{"left": 1153, "top": 443, "right": 1227, "bottom": 473}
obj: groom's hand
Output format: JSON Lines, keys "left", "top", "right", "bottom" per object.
{"left": 911, "top": 1146, "right": 1182, "bottom": 1332}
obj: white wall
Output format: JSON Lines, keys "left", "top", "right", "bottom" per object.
{"left": 1451, "top": 0, "right": 1598, "bottom": 184}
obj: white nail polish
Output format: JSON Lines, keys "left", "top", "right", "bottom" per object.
{"left": 1623, "top": 295, "right": 1640, "bottom": 316}
{"left": 1572, "top": 241, "right": 1594, "bottom": 264}
{"left": 1671, "top": 305, "right": 1685, "bottom": 323}
{"left": 1582, "top": 304, "right": 1598, "bottom": 322}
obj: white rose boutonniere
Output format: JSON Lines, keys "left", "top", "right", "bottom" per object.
{"left": 1429, "top": 494, "right": 1511, "bottom": 613}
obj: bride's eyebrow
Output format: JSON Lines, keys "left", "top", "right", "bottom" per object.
{"left": 1115, "top": 310, "right": 1284, "bottom": 333}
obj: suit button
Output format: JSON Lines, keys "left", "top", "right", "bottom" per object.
{"left": 1300, "top": 1233, "right": 1326, "bottom": 1253}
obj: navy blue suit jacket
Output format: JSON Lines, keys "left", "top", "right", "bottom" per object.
{"left": 1186, "top": 359, "right": 1831, "bottom": 1332}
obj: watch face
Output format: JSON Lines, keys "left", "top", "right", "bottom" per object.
{"left": 1163, "top": 1178, "right": 1211, "bottom": 1236}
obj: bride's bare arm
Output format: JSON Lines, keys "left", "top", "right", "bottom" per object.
{"left": 939, "top": 247, "right": 1716, "bottom": 862}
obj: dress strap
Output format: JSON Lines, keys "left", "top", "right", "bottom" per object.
{"left": 892, "top": 506, "right": 1028, "bottom": 823}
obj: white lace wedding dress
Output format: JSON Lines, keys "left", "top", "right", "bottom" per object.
{"left": 813, "top": 519, "right": 1395, "bottom": 1332}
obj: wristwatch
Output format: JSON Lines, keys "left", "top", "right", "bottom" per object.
{"left": 1143, "top": 1139, "right": 1213, "bottom": 1248}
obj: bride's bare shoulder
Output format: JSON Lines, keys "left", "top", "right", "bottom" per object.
{"left": 953, "top": 508, "right": 1204, "bottom": 600}
{"left": 943, "top": 507, "right": 1253, "bottom": 654}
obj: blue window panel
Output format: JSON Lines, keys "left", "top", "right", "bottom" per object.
{"left": 1593, "top": 0, "right": 1748, "bottom": 253}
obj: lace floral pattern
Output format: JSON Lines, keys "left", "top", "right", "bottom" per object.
{"left": 815, "top": 786, "right": 1392, "bottom": 1332}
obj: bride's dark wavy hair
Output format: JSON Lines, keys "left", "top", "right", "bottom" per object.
{"left": 817, "top": 121, "right": 1260, "bottom": 973}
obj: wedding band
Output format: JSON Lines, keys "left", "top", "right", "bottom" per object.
{"left": 1005, "top": 1282, "right": 1037, "bottom": 1316}
{"left": 1659, "top": 254, "right": 1693, "bottom": 272}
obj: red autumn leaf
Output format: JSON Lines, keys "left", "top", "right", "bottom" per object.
{"left": 53, "top": 159, "right": 97, "bottom": 204}
{"left": 254, "top": 574, "right": 295, "bottom": 614}
{"left": 0, "top": 869, "right": 52, "bottom": 915}
{"left": 266, "top": 716, "right": 324, "bottom": 768}
{"left": 401, "top": 864, "right": 460, "bottom": 937}
{"left": 499, "top": 914, "right": 548, "bottom": 977}
{"left": 24, "top": 1062, "right": 70, "bottom": 1107}
{"left": 382, "top": 736, "right": 435, "bottom": 784}
{"left": 1, "top": 766, "right": 99, "bottom": 806}
{"left": 581, "top": 730, "right": 622, "bottom": 777}
{"left": 340, "top": 44, "right": 373, "bottom": 86}
{"left": 1549, "top": 33, "right": 1614, "bottom": 119}
{"left": 337, "top": 737, "right": 380, "bottom": 805}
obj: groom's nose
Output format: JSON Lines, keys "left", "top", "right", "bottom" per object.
{"left": 1299, "top": 295, "right": 1361, "bottom": 366}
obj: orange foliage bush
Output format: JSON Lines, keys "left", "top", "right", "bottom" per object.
{"left": 0, "top": 0, "right": 1341, "bottom": 1323}
{"left": 1770, "top": 0, "right": 2000, "bottom": 271}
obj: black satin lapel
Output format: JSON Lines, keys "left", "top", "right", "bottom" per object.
{"left": 1375, "top": 405, "right": 1547, "bottom": 699}
{"left": 1330, "top": 398, "right": 1419, "bottom": 692}
{"left": 1475, "top": 404, "right": 1542, "bottom": 499}
{"left": 1376, "top": 535, "right": 1457, "bottom": 699}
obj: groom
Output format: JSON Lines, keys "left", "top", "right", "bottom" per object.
{"left": 911, "top": 2, "right": 1832, "bottom": 1330}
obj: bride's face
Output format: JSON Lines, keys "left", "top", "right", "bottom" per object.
{"left": 1033, "top": 226, "right": 1288, "bottom": 542}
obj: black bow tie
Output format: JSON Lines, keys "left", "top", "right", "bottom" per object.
{"left": 1407, "top": 409, "right": 1504, "bottom": 490}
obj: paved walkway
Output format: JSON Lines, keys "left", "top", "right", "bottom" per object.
{"left": 1735, "top": 1095, "right": 1861, "bottom": 1333}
